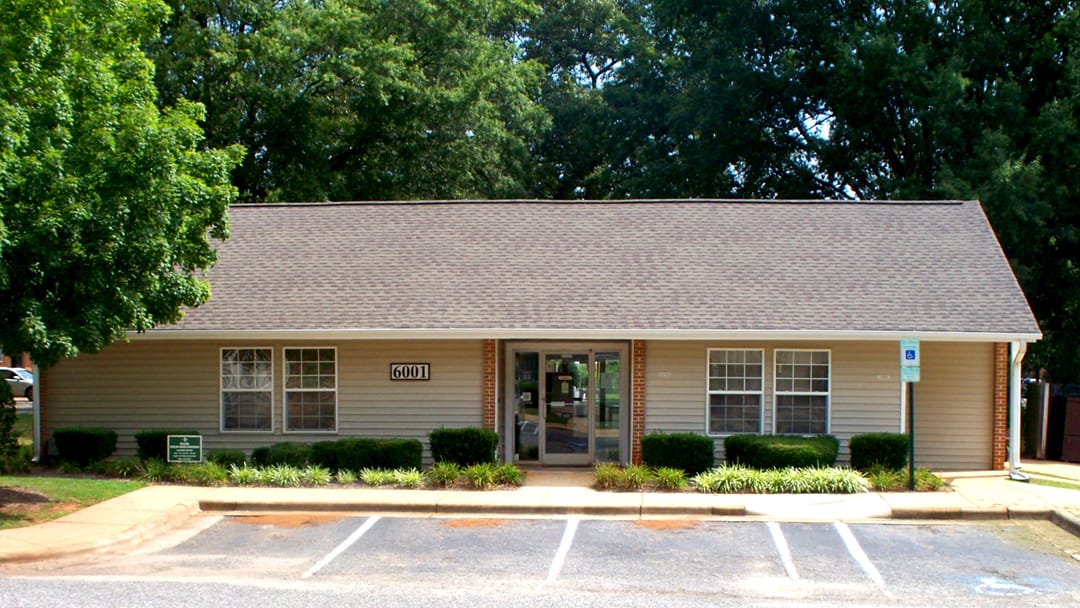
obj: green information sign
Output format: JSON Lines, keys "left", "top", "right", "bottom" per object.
{"left": 167, "top": 435, "right": 203, "bottom": 463}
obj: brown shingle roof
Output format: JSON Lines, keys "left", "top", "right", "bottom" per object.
{"left": 155, "top": 199, "right": 1040, "bottom": 339}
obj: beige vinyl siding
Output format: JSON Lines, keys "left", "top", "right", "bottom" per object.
{"left": 913, "top": 342, "right": 993, "bottom": 470}
{"left": 646, "top": 341, "right": 902, "bottom": 465}
{"left": 45, "top": 339, "right": 484, "bottom": 460}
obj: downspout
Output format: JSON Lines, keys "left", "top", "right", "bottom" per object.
{"left": 1009, "top": 341, "right": 1028, "bottom": 481}
{"left": 31, "top": 362, "right": 41, "bottom": 462}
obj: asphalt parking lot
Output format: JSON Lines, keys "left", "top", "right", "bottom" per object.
{"left": 4, "top": 515, "right": 1080, "bottom": 606}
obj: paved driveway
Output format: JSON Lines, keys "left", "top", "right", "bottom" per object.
{"left": 2, "top": 515, "right": 1079, "bottom": 606}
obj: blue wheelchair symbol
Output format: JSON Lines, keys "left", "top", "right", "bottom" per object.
{"left": 905, "top": 350, "right": 916, "bottom": 360}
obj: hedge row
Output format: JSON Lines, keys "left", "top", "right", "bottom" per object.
{"left": 253, "top": 438, "right": 423, "bottom": 471}
{"left": 640, "top": 432, "right": 715, "bottom": 475}
{"left": 724, "top": 434, "right": 839, "bottom": 469}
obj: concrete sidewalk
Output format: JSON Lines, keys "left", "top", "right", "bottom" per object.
{"left": 2, "top": 460, "right": 1080, "bottom": 564}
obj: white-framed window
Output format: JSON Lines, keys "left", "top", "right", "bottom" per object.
{"left": 707, "top": 349, "right": 764, "bottom": 435}
{"left": 221, "top": 348, "right": 273, "bottom": 432}
{"left": 284, "top": 347, "right": 337, "bottom": 432}
{"left": 773, "top": 349, "right": 830, "bottom": 435}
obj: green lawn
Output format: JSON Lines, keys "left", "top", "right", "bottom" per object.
{"left": 0, "top": 475, "right": 147, "bottom": 529}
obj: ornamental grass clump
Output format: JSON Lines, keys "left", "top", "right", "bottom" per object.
{"left": 139, "top": 459, "right": 173, "bottom": 483}
{"left": 181, "top": 462, "right": 229, "bottom": 486}
{"left": 301, "top": 465, "right": 333, "bottom": 486}
{"left": 652, "top": 466, "right": 688, "bottom": 491}
{"left": 361, "top": 468, "right": 395, "bottom": 486}
{"left": 619, "top": 464, "right": 654, "bottom": 490}
{"left": 492, "top": 463, "right": 524, "bottom": 486}
{"left": 262, "top": 464, "right": 303, "bottom": 487}
{"left": 392, "top": 468, "right": 425, "bottom": 488}
{"left": 593, "top": 462, "right": 622, "bottom": 489}
{"left": 335, "top": 469, "right": 357, "bottom": 485}
{"left": 692, "top": 465, "right": 866, "bottom": 494}
{"left": 228, "top": 464, "right": 260, "bottom": 485}
{"left": 427, "top": 461, "right": 462, "bottom": 487}
{"left": 463, "top": 462, "right": 497, "bottom": 490}
{"left": 864, "top": 466, "right": 944, "bottom": 492}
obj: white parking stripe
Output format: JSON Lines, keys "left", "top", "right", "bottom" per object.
{"left": 303, "top": 516, "right": 381, "bottom": 579}
{"left": 547, "top": 518, "right": 579, "bottom": 583}
{"left": 766, "top": 521, "right": 800, "bottom": 580}
{"left": 834, "top": 522, "right": 891, "bottom": 597}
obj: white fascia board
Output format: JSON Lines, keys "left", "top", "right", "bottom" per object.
{"left": 130, "top": 327, "right": 1042, "bottom": 343}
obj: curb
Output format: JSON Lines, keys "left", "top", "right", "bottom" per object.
{"left": 199, "top": 499, "right": 748, "bottom": 518}
{"left": 888, "top": 506, "right": 1056, "bottom": 521}
{"left": 1051, "top": 510, "right": 1080, "bottom": 538}
{"left": 0, "top": 500, "right": 202, "bottom": 564}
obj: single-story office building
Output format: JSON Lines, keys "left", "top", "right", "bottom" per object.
{"left": 33, "top": 199, "right": 1041, "bottom": 471}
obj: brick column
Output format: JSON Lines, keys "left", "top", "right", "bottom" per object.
{"left": 631, "top": 340, "right": 646, "bottom": 465}
{"left": 991, "top": 342, "right": 1009, "bottom": 470}
{"left": 482, "top": 339, "right": 496, "bottom": 431}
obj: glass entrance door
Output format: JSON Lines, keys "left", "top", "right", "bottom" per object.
{"left": 508, "top": 344, "right": 628, "bottom": 466}
{"left": 543, "top": 353, "right": 591, "bottom": 465}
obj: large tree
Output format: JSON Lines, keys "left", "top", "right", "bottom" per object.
{"left": 528, "top": 0, "right": 1080, "bottom": 378}
{"left": 148, "top": 0, "right": 549, "bottom": 202}
{"left": 0, "top": 0, "right": 243, "bottom": 367}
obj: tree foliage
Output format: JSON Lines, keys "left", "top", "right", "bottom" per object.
{"left": 4, "top": 0, "right": 1080, "bottom": 379}
{"left": 523, "top": 0, "right": 1080, "bottom": 378}
{"left": 0, "top": 0, "right": 242, "bottom": 367}
{"left": 147, "top": 0, "right": 549, "bottom": 202}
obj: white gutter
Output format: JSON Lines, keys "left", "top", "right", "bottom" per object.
{"left": 131, "top": 327, "right": 1042, "bottom": 343}
{"left": 1009, "top": 341, "right": 1028, "bottom": 481}
{"left": 31, "top": 362, "right": 41, "bottom": 462}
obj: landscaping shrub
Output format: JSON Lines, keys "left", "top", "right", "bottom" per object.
{"left": 361, "top": 468, "right": 395, "bottom": 486}
{"left": 310, "top": 441, "right": 340, "bottom": 470}
{"left": 640, "top": 432, "right": 715, "bottom": 475}
{"left": 250, "top": 442, "right": 313, "bottom": 467}
{"left": 228, "top": 464, "right": 260, "bottom": 485}
{"left": 492, "top": 463, "right": 524, "bottom": 487}
{"left": 593, "top": 462, "right": 622, "bottom": 489}
{"left": 138, "top": 459, "right": 172, "bottom": 482}
{"left": 172, "top": 462, "right": 229, "bottom": 486}
{"left": 250, "top": 446, "right": 271, "bottom": 467}
{"left": 619, "top": 464, "right": 654, "bottom": 490}
{"left": 463, "top": 462, "right": 497, "bottom": 489}
{"left": 52, "top": 427, "right": 118, "bottom": 467}
{"left": 652, "top": 466, "right": 689, "bottom": 490}
{"left": 864, "top": 466, "right": 944, "bottom": 492}
{"left": 334, "top": 438, "right": 423, "bottom": 471}
{"left": 392, "top": 468, "right": 425, "bottom": 488}
{"left": 133, "top": 429, "right": 200, "bottom": 461}
{"left": 427, "top": 461, "right": 462, "bottom": 487}
{"left": 724, "top": 434, "right": 839, "bottom": 469}
{"left": 300, "top": 465, "right": 333, "bottom": 486}
{"left": 691, "top": 464, "right": 865, "bottom": 494}
{"left": 376, "top": 439, "right": 423, "bottom": 470}
{"left": 429, "top": 427, "right": 498, "bottom": 466}
{"left": 849, "top": 433, "right": 908, "bottom": 472}
{"left": 207, "top": 449, "right": 247, "bottom": 468}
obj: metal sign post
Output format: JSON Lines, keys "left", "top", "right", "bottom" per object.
{"left": 900, "top": 339, "right": 920, "bottom": 490}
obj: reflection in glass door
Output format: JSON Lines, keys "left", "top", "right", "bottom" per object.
{"left": 513, "top": 352, "right": 540, "bottom": 462}
{"left": 508, "top": 344, "right": 627, "bottom": 466}
{"left": 594, "top": 352, "right": 622, "bottom": 463}
{"left": 543, "top": 353, "right": 591, "bottom": 465}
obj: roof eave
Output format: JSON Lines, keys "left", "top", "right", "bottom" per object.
{"left": 130, "top": 328, "right": 1042, "bottom": 343}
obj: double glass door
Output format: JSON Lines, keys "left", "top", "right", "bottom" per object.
{"left": 509, "top": 345, "right": 627, "bottom": 466}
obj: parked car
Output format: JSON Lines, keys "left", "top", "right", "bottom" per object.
{"left": 1, "top": 367, "right": 33, "bottom": 400}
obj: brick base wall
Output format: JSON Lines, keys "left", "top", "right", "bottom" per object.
{"left": 631, "top": 340, "right": 646, "bottom": 465}
{"left": 482, "top": 339, "right": 496, "bottom": 431}
{"left": 991, "top": 342, "right": 1009, "bottom": 470}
